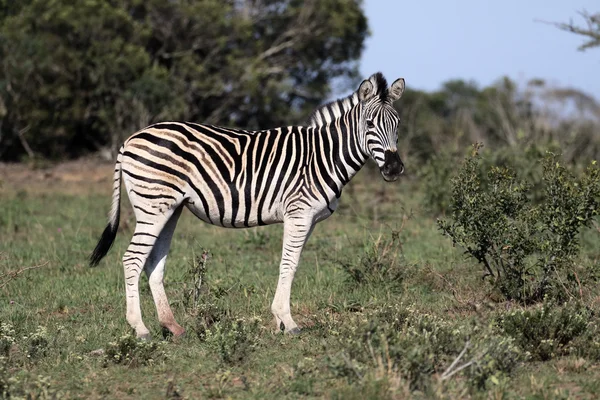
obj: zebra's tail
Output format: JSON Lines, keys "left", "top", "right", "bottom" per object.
{"left": 90, "top": 147, "right": 123, "bottom": 267}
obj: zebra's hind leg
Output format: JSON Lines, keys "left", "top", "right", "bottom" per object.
{"left": 271, "top": 215, "right": 315, "bottom": 334}
{"left": 144, "top": 205, "right": 185, "bottom": 337}
{"left": 122, "top": 207, "right": 179, "bottom": 340}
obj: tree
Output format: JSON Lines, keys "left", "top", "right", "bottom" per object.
{"left": 554, "top": 10, "right": 600, "bottom": 51}
{"left": 0, "top": 0, "right": 368, "bottom": 160}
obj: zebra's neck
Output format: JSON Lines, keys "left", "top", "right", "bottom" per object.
{"left": 307, "top": 97, "right": 369, "bottom": 189}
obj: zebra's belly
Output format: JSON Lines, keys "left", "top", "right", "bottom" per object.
{"left": 184, "top": 194, "right": 283, "bottom": 228}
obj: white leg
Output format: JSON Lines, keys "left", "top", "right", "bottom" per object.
{"left": 271, "top": 215, "right": 315, "bottom": 334}
{"left": 144, "top": 205, "right": 185, "bottom": 337}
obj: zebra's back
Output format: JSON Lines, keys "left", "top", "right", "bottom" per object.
{"left": 120, "top": 121, "right": 323, "bottom": 228}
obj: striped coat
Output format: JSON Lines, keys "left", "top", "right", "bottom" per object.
{"left": 90, "top": 72, "right": 405, "bottom": 338}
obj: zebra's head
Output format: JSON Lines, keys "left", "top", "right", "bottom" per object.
{"left": 358, "top": 73, "right": 405, "bottom": 182}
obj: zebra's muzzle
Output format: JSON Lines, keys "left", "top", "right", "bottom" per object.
{"left": 380, "top": 150, "right": 404, "bottom": 182}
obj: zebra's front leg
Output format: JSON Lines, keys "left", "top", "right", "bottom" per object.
{"left": 271, "top": 216, "right": 315, "bottom": 334}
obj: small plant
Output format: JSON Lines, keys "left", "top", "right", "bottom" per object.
{"left": 438, "top": 144, "right": 600, "bottom": 303}
{"left": 0, "top": 322, "right": 16, "bottom": 358}
{"left": 182, "top": 250, "right": 230, "bottom": 340}
{"left": 184, "top": 251, "right": 210, "bottom": 311}
{"left": 103, "top": 334, "right": 169, "bottom": 367}
{"left": 205, "top": 317, "right": 261, "bottom": 365}
{"left": 464, "top": 333, "right": 522, "bottom": 390}
{"left": 339, "top": 231, "right": 406, "bottom": 291}
{"left": 497, "top": 301, "right": 590, "bottom": 361}
{"left": 26, "top": 326, "right": 49, "bottom": 360}
{"left": 289, "top": 357, "right": 319, "bottom": 396}
{"left": 331, "top": 305, "right": 524, "bottom": 393}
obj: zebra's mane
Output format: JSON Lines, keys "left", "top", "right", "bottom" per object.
{"left": 306, "top": 93, "right": 360, "bottom": 127}
{"left": 307, "top": 72, "right": 389, "bottom": 128}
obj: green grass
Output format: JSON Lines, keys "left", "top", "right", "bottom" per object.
{"left": 1, "top": 166, "right": 599, "bottom": 399}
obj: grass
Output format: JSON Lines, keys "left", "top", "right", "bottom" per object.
{"left": 1, "top": 160, "right": 599, "bottom": 399}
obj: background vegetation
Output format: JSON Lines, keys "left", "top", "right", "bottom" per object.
{"left": 1, "top": 2, "right": 600, "bottom": 399}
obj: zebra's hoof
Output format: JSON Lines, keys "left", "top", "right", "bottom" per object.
{"left": 287, "top": 327, "right": 301, "bottom": 335}
{"left": 138, "top": 333, "right": 152, "bottom": 341}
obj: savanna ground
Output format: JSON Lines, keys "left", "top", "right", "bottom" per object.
{"left": 1, "top": 156, "right": 600, "bottom": 399}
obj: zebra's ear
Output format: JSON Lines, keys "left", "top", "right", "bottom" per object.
{"left": 358, "top": 79, "right": 375, "bottom": 102}
{"left": 388, "top": 78, "right": 405, "bottom": 102}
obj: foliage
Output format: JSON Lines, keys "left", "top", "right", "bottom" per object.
{"left": 0, "top": 0, "right": 368, "bottom": 160}
{"left": 419, "top": 151, "right": 458, "bottom": 214}
{"left": 554, "top": 10, "right": 600, "bottom": 51}
{"left": 438, "top": 145, "right": 600, "bottom": 303}
{"left": 26, "top": 325, "right": 49, "bottom": 360}
{"left": 2, "top": 163, "right": 600, "bottom": 397}
{"left": 338, "top": 231, "right": 406, "bottom": 291}
{"left": 498, "top": 301, "right": 591, "bottom": 361}
{"left": 330, "top": 304, "right": 523, "bottom": 392}
{"left": 205, "top": 317, "right": 261, "bottom": 365}
{"left": 399, "top": 77, "right": 600, "bottom": 167}
{"left": 183, "top": 251, "right": 210, "bottom": 311}
{"left": 420, "top": 142, "right": 553, "bottom": 215}
{"left": 0, "top": 322, "right": 15, "bottom": 357}
{"left": 104, "top": 334, "right": 169, "bottom": 367}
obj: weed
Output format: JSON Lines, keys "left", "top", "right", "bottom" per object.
{"left": 463, "top": 332, "right": 522, "bottom": 390}
{"left": 339, "top": 230, "right": 406, "bottom": 291}
{"left": 205, "top": 317, "right": 261, "bottom": 365}
{"left": 103, "top": 334, "right": 169, "bottom": 367}
{"left": 289, "top": 357, "right": 320, "bottom": 396}
{"left": 183, "top": 251, "right": 210, "bottom": 311}
{"left": 331, "top": 304, "right": 526, "bottom": 393}
{"left": 26, "top": 326, "right": 49, "bottom": 360}
{"left": 497, "top": 301, "right": 590, "bottom": 361}
{"left": 182, "top": 251, "right": 230, "bottom": 341}
{"left": 0, "top": 322, "right": 15, "bottom": 357}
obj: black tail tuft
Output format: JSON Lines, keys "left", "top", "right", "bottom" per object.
{"left": 89, "top": 222, "right": 118, "bottom": 267}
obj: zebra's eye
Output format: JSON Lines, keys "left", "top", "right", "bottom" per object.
{"left": 366, "top": 120, "right": 376, "bottom": 129}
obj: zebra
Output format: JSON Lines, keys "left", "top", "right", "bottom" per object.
{"left": 90, "top": 72, "right": 405, "bottom": 339}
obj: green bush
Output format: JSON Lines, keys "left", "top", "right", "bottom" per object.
{"left": 419, "top": 151, "right": 459, "bottom": 214}
{"left": 464, "top": 332, "right": 522, "bottom": 390}
{"left": 330, "top": 305, "right": 522, "bottom": 392}
{"left": 339, "top": 231, "right": 406, "bottom": 292}
{"left": 103, "top": 334, "right": 169, "bottom": 367}
{"left": 26, "top": 326, "right": 49, "bottom": 360}
{"left": 497, "top": 301, "right": 591, "bottom": 361}
{"left": 205, "top": 317, "right": 261, "bottom": 365}
{"left": 0, "top": 322, "right": 16, "bottom": 357}
{"left": 438, "top": 144, "right": 600, "bottom": 303}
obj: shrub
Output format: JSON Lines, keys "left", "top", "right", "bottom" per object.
{"left": 331, "top": 305, "right": 522, "bottom": 392}
{"left": 419, "top": 142, "right": 555, "bottom": 215}
{"left": 103, "top": 334, "right": 169, "bottom": 367}
{"left": 438, "top": 144, "right": 600, "bottom": 303}
{"left": 339, "top": 231, "right": 406, "bottom": 292}
{"left": 27, "top": 326, "right": 49, "bottom": 360}
{"left": 419, "top": 151, "right": 459, "bottom": 214}
{"left": 497, "top": 301, "right": 591, "bottom": 361}
{"left": 464, "top": 333, "right": 522, "bottom": 390}
{"left": 0, "top": 322, "right": 16, "bottom": 358}
{"left": 205, "top": 317, "right": 261, "bottom": 365}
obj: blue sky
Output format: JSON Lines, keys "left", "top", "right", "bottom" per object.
{"left": 360, "top": 0, "right": 600, "bottom": 98}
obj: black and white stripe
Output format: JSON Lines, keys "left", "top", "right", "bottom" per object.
{"left": 90, "top": 72, "right": 406, "bottom": 338}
